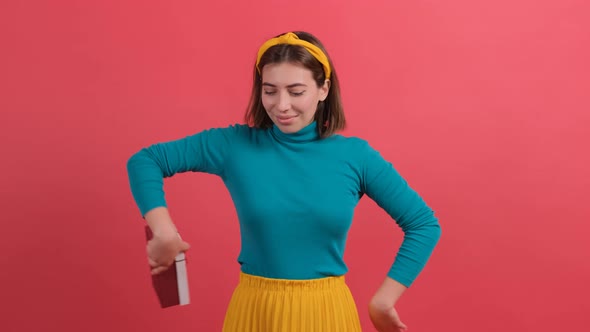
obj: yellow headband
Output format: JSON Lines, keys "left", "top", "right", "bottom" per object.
{"left": 256, "top": 32, "right": 332, "bottom": 80}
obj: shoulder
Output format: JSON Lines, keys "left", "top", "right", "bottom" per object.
{"left": 326, "top": 134, "right": 393, "bottom": 172}
{"left": 198, "top": 123, "right": 252, "bottom": 134}
{"left": 324, "top": 134, "right": 377, "bottom": 155}
{"left": 189, "top": 123, "right": 258, "bottom": 140}
{"left": 192, "top": 124, "right": 280, "bottom": 150}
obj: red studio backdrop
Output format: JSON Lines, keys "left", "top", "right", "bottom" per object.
{"left": 2, "top": 1, "right": 589, "bottom": 331}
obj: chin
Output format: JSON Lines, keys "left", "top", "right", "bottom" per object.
{"left": 277, "top": 125, "right": 300, "bottom": 133}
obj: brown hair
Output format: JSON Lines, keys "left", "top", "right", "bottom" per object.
{"left": 244, "top": 31, "right": 345, "bottom": 138}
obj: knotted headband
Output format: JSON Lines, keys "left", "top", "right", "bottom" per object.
{"left": 256, "top": 32, "right": 332, "bottom": 80}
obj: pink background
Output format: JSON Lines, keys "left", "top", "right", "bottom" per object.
{"left": 2, "top": 0, "right": 589, "bottom": 331}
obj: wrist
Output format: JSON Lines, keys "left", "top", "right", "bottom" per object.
{"left": 371, "top": 277, "right": 407, "bottom": 308}
{"left": 370, "top": 293, "right": 395, "bottom": 310}
{"left": 144, "top": 207, "right": 178, "bottom": 237}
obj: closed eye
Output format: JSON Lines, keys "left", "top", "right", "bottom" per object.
{"left": 263, "top": 90, "right": 304, "bottom": 96}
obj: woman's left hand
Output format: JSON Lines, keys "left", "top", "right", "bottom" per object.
{"left": 368, "top": 300, "right": 408, "bottom": 332}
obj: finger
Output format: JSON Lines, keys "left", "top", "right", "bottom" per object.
{"left": 180, "top": 241, "right": 191, "bottom": 251}
{"left": 396, "top": 322, "right": 408, "bottom": 330}
{"left": 148, "top": 256, "right": 174, "bottom": 268}
{"left": 392, "top": 314, "right": 407, "bottom": 330}
{"left": 148, "top": 257, "right": 158, "bottom": 268}
{"left": 151, "top": 265, "right": 169, "bottom": 275}
{"left": 393, "top": 317, "right": 407, "bottom": 329}
{"left": 149, "top": 257, "right": 175, "bottom": 269}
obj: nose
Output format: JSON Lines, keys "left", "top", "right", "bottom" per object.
{"left": 277, "top": 91, "right": 291, "bottom": 112}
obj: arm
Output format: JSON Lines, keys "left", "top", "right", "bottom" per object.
{"left": 360, "top": 140, "right": 441, "bottom": 287}
{"left": 126, "top": 126, "right": 237, "bottom": 216}
{"left": 359, "top": 140, "right": 441, "bottom": 330}
{"left": 126, "top": 125, "right": 241, "bottom": 273}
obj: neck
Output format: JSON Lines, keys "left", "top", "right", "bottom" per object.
{"left": 271, "top": 121, "right": 320, "bottom": 143}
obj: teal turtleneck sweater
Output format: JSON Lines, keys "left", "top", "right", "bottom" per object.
{"left": 127, "top": 121, "right": 441, "bottom": 287}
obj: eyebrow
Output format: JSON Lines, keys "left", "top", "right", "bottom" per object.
{"left": 262, "top": 82, "right": 308, "bottom": 88}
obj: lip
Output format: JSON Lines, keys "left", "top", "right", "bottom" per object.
{"left": 277, "top": 115, "right": 296, "bottom": 120}
{"left": 277, "top": 115, "right": 296, "bottom": 125}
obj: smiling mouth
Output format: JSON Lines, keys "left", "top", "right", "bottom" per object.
{"left": 277, "top": 115, "right": 297, "bottom": 124}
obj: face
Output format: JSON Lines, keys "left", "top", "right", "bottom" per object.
{"left": 261, "top": 62, "right": 330, "bottom": 133}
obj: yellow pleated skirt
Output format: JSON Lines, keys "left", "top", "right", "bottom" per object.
{"left": 222, "top": 272, "right": 362, "bottom": 332}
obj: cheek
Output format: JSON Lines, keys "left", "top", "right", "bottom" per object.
{"left": 297, "top": 95, "right": 318, "bottom": 113}
{"left": 261, "top": 96, "right": 272, "bottom": 111}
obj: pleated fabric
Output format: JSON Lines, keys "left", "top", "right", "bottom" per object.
{"left": 222, "top": 272, "right": 362, "bottom": 332}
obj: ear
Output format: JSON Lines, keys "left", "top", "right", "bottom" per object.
{"left": 319, "top": 79, "right": 331, "bottom": 101}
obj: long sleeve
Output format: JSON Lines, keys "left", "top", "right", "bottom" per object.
{"left": 126, "top": 125, "right": 241, "bottom": 217}
{"left": 359, "top": 141, "right": 441, "bottom": 287}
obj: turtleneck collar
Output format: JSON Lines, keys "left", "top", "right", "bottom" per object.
{"left": 271, "top": 121, "right": 320, "bottom": 143}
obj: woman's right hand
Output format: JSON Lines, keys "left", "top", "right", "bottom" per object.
{"left": 144, "top": 207, "right": 191, "bottom": 275}
{"left": 147, "top": 230, "right": 191, "bottom": 275}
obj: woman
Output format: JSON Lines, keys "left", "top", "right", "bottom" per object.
{"left": 127, "top": 31, "right": 441, "bottom": 332}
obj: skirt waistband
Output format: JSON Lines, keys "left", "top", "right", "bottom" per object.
{"left": 238, "top": 272, "right": 346, "bottom": 291}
